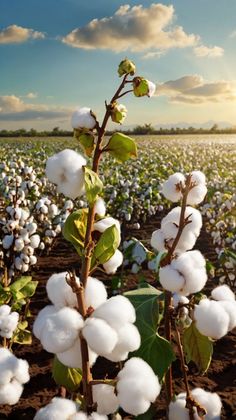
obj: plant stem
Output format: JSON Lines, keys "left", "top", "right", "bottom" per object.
{"left": 164, "top": 291, "right": 173, "bottom": 405}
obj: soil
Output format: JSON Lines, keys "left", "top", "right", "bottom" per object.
{"left": 0, "top": 215, "right": 235, "bottom": 420}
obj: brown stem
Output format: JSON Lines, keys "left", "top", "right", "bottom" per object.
{"left": 164, "top": 291, "right": 173, "bottom": 405}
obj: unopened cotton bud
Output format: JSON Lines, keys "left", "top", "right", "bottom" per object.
{"left": 71, "top": 107, "right": 96, "bottom": 130}
{"left": 133, "top": 77, "right": 156, "bottom": 97}
{"left": 162, "top": 173, "right": 185, "bottom": 202}
{"left": 211, "top": 285, "right": 235, "bottom": 301}
{"left": 194, "top": 299, "right": 230, "bottom": 339}
{"left": 118, "top": 59, "right": 136, "bottom": 77}
{"left": 93, "top": 384, "right": 119, "bottom": 415}
{"left": 82, "top": 318, "right": 118, "bottom": 356}
{"left": 103, "top": 249, "right": 123, "bottom": 274}
{"left": 111, "top": 103, "right": 127, "bottom": 124}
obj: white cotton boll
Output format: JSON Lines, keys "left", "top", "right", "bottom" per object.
{"left": 194, "top": 299, "right": 230, "bottom": 339}
{"left": 150, "top": 229, "right": 166, "bottom": 251}
{"left": 93, "top": 295, "right": 136, "bottom": 329}
{"left": 21, "top": 262, "right": 29, "bottom": 273}
{"left": 14, "top": 208, "right": 22, "bottom": 220}
{"left": 33, "top": 305, "right": 58, "bottom": 339}
{"left": 191, "top": 388, "right": 222, "bottom": 419}
{"left": 82, "top": 318, "right": 118, "bottom": 355}
{"left": 0, "top": 305, "right": 11, "bottom": 317}
{"left": 93, "top": 384, "right": 119, "bottom": 415}
{"left": 159, "top": 265, "right": 185, "bottom": 293}
{"left": 70, "top": 414, "right": 87, "bottom": 420}
{"left": 34, "top": 397, "right": 77, "bottom": 420}
{"left": 89, "top": 414, "right": 108, "bottom": 420}
{"left": 71, "top": 107, "right": 96, "bottom": 130}
{"left": 30, "top": 234, "right": 41, "bottom": 249}
{"left": 173, "top": 294, "right": 189, "bottom": 308}
{"left": 107, "top": 323, "right": 141, "bottom": 362}
{"left": 46, "top": 149, "right": 86, "bottom": 200}
{"left": 162, "top": 173, "right": 185, "bottom": 202}
{"left": 218, "top": 301, "right": 236, "bottom": 331}
{"left": 0, "top": 379, "right": 23, "bottom": 405}
{"left": 211, "top": 285, "right": 235, "bottom": 301}
{"left": 94, "top": 197, "right": 106, "bottom": 217}
{"left": 117, "top": 378, "right": 152, "bottom": 415}
{"left": 2, "top": 234, "right": 14, "bottom": 249}
{"left": 93, "top": 217, "right": 121, "bottom": 245}
{"left": 50, "top": 204, "right": 59, "bottom": 217}
{"left": 57, "top": 337, "right": 97, "bottom": 369}
{"left": 15, "top": 238, "right": 25, "bottom": 251}
{"left": 14, "top": 358, "right": 30, "bottom": 384}
{"left": 29, "top": 255, "right": 37, "bottom": 265}
{"left": 147, "top": 80, "right": 156, "bottom": 97}
{"left": 168, "top": 394, "right": 189, "bottom": 420}
{"left": 103, "top": 249, "right": 123, "bottom": 274}
{"left": 46, "top": 272, "right": 79, "bottom": 309}
{"left": 40, "top": 307, "right": 84, "bottom": 353}
{"left": 85, "top": 277, "right": 107, "bottom": 309}
{"left": 187, "top": 184, "right": 207, "bottom": 205}
{"left": 0, "top": 311, "right": 19, "bottom": 338}
{"left": 190, "top": 171, "right": 206, "bottom": 186}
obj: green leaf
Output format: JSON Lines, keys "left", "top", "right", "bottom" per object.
{"left": 52, "top": 356, "right": 82, "bottom": 392}
{"left": 78, "top": 133, "right": 95, "bottom": 157}
{"left": 13, "top": 328, "right": 32, "bottom": 345}
{"left": 183, "top": 322, "right": 213, "bottom": 373}
{"left": 105, "top": 132, "right": 137, "bottom": 162}
{"left": 21, "top": 281, "right": 38, "bottom": 298}
{"left": 92, "top": 224, "right": 120, "bottom": 266}
{"left": 0, "top": 284, "right": 11, "bottom": 305}
{"left": 10, "top": 276, "right": 32, "bottom": 293}
{"left": 84, "top": 166, "right": 103, "bottom": 205}
{"left": 124, "top": 286, "right": 175, "bottom": 380}
{"left": 63, "top": 209, "right": 88, "bottom": 255}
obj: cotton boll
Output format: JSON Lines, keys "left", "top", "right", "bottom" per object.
{"left": 89, "top": 414, "right": 108, "bottom": 420}
{"left": 171, "top": 251, "right": 207, "bottom": 295}
{"left": 93, "top": 295, "right": 136, "bottom": 329}
{"left": 33, "top": 305, "right": 59, "bottom": 339}
{"left": 218, "top": 301, "right": 236, "bottom": 331}
{"left": 191, "top": 388, "right": 222, "bottom": 419}
{"left": 85, "top": 277, "right": 107, "bottom": 309}
{"left": 71, "top": 107, "right": 96, "bottom": 130}
{"left": 0, "top": 305, "right": 11, "bottom": 317}
{"left": 190, "top": 171, "right": 206, "bottom": 185}
{"left": 106, "top": 323, "right": 141, "bottom": 362}
{"left": 173, "top": 294, "right": 189, "bottom": 308}
{"left": 93, "top": 217, "right": 121, "bottom": 245}
{"left": 159, "top": 265, "right": 185, "bottom": 293}
{"left": 117, "top": 378, "right": 151, "bottom": 416}
{"left": 168, "top": 393, "right": 189, "bottom": 420}
{"left": 103, "top": 249, "right": 123, "bottom": 274}
{"left": 194, "top": 299, "right": 230, "bottom": 339}
{"left": 34, "top": 397, "right": 77, "bottom": 420}
{"left": 30, "top": 234, "right": 41, "bottom": 249}
{"left": 211, "top": 285, "right": 235, "bottom": 301}
{"left": 57, "top": 337, "right": 97, "bottom": 368}
{"left": 82, "top": 318, "right": 118, "bottom": 355}
{"left": 46, "top": 272, "right": 79, "bottom": 309}
{"left": 0, "top": 310, "right": 19, "bottom": 338}
{"left": 0, "top": 379, "right": 23, "bottom": 405}
{"left": 14, "top": 358, "right": 30, "bottom": 384}
{"left": 40, "top": 307, "right": 84, "bottom": 353}
{"left": 15, "top": 238, "right": 25, "bottom": 251}
{"left": 94, "top": 197, "right": 106, "bottom": 217}
{"left": 2, "top": 234, "right": 14, "bottom": 249}
{"left": 147, "top": 80, "right": 156, "bottom": 97}
{"left": 187, "top": 184, "right": 207, "bottom": 205}
{"left": 70, "top": 414, "right": 87, "bottom": 420}
{"left": 93, "top": 384, "right": 119, "bottom": 415}
{"left": 151, "top": 229, "right": 166, "bottom": 251}
{"left": 161, "top": 173, "right": 185, "bottom": 202}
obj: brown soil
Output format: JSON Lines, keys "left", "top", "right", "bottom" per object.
{"left": 0, "top": 216, "right": 235, "bottom": 419}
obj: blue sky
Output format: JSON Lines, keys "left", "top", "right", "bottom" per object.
{"left": 1, "top": 0, "right": 236, "bottom": 129}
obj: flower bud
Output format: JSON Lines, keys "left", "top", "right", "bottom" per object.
{"left": 133, "top": 77, "right": 156, "bottom": 97}
{"left": 118, "top": 59, "right": 135, "bottom": 77}
{"left": 111, "top": 103, "right": 127, "bottom": 124}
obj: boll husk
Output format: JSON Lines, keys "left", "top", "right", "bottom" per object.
{"left": 71, "top": 107, "right": 96, "bottom": 130}
{"left": 194, "top": 299, "right": 230, "bottom": 339}
{"left": 46, "top": 149, "right": 86, "bottom": 199}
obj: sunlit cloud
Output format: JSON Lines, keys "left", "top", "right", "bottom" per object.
{"left": 157, "top": 75, "right": 236, "bottom": 104}
{"left": 62, "top": 3, "right": 199, "bottom": 52}
{"left": 194, "top": 45, "right": 224, "bottom": 57}
{"left": 0, "top": 25, "right": 45, "bottom": 44}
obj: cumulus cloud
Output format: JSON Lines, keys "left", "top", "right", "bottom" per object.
{"left": 157, "top": 75, "right": 236, "bottom": 104}
{"left": 0, "top": 25, "right": 45, "bottom": 44}
{"left": 194, "top": 45, "right": 224, "bottom": 57}
{"left": 62, "top": 3, "right": 199, "bottom": 52}
{"left": 0, "top": 95, "right": 70, "bottom": 121}
{"left": 25, "top": 92, "right": 38, "bottom": 99}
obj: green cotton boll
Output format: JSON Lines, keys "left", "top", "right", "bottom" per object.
{"left": 118, "top": 59, "right": 136, "bottom": 77}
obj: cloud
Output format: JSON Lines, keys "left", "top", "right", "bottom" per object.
{"left": 157, "top": 75, "right": 236, "bottom": 104}
{"left": 0, "top": 25, "right": 45, "bottom": 44}
{"left": 0, "top": 95, "right": 70, "bottom": 121}
{"left": 25, "top": 92, "right": 38, "bottom": 99}
{"left": 229, "top": 30, "right": 236, "bottom": 38}
{"left": 194, "top": 45, "right": 224, "bottom": 57}
{"left": 62, "top": 3, "right": 199, "bottom": 52}
{"left": 142, "top": 51, "right": 165, "bottom": 59}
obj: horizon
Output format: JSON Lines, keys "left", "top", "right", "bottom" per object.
{"left": 1, "top": 0, "right": 236, "bottom": 130}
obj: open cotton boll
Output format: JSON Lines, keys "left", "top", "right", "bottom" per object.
{"left": 106, "top": 323, "right": 141, "bottom": 362}
{"left": 218, "top": 300, "right": 236, "bottom": 331}
{"left": 30, "top": 234, "right": 41, "bottom": 249}
{"left": 150, "top": 229, "right": 166, "bottom": 251}
{"left": 13, "top": 358, "right": 30, "bottom": 384}
{"left": 46, "top": 149, "right": 86, "bottom": 200}
{"left": 70, "top": 414, "right": 87, "bottom": 420}
{"left": 0, "top": 379, "right": 24, "bottom": 405}
{"left": 71, "top": 107, "right": 96, "bottom": 130}
{"left": 162, "top": 207, "right": 202, "bottom": 235}
{"left": 82, "top": 318, "right": 118, "bottom": 355}
{"left": 57, "top": 337, "right": 97, "bottom": 369}
{"left": 187, "top": 184, "right": 207, "bottom": 205}
{"left": 93, "top": 384, "right": 119, "bottom": 415}
{"left": 34, "top": 397, "right": 77, "bottom": 420}
{"left": 173, "top": 294, "right": 189, "bottom": 308}
{"left": 194, "top": 299, "right": 230, "bottom": 339}
{"left": 0, "top": 310, "right": 19, "bottom": 338}
{"left": 190, "top": 170, "right": 206, "bottom": 186}
{"left": 103, "top": 249, "right": 123, "bottom": 274}
{"left": 159, "top": 265, "right": 185, "bottom": 293}
{"left": 40, "top": 307, "right": 84, "bottom": 353}
{"left": 211, "top": 285, "right": 235, "bottom": 301}
{"left": 0, "top": 305, "right": 11, "bottom": 317}
{"left": 93, "top": 217, "right": 121, "bottom": 245}
{"left": 93, "top": 295, "right": 136, "bottom": 330}
{"left": 117, "top": 378, "right": 151, "bottom": 415}
{"left": 168, "top": 393, "right": 189, "bottom": 420}
{"left": 191, "top": 387, "right": 222, "bottom": 419}
{"left": 161, "top": 172, "right": 185, "bottom": 202}
{"left": 85, "top": 277, "right": 107, "bottom": 309}
{"left": 33, "top": 305, "right": 58, "bottom": 339}
{"left": 89, "top": 414, "right": 108, "bottom": 420}
{"left": 46, "top": 272, "right": 79, "bottom": 309}
{"left": 94, "top": 197, "right": 106, "bottom": 217}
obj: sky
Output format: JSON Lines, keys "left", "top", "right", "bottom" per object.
{"left": 1, "top": 0, "right": 236, "bottom": 130}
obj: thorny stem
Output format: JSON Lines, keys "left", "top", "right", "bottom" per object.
{"left": 73, "top": 74, "right": 130, "bottom": 413}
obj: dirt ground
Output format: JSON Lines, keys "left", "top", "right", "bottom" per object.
{"left": 0, "top": 215, "right": 235, "bottom": 419}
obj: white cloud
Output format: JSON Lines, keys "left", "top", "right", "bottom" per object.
{"left": 0, "top": 25, "right": 45, "bottom": 44}
{"left": 194, "top": 45, "right": 224, "bottom": 58}
{"left": 142, "top": 51, "right": 165, "bottom": 60}
{"left": 62, "top": 3, "right": 199, "bottom": 52}
{"left": 229, "top": 30, "right": 236, "bottom": 38}
{"left": 157, "top": 75, "right": 236, "bottom": 104}
{"left": 25, "top": 92, "right": 38, "bottom": 99}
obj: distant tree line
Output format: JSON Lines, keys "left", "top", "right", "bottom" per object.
{"left": 1, "top": 123, "right": 236, "bottom": 138}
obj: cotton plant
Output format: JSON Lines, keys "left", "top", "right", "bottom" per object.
{"left": 33, "top": 59, "right": 161, "bottom": 418}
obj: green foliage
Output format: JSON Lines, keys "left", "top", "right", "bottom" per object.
{"left": 84, "top": 166, "right": 103, "bottom": 205}
{"left": 63, "top": 209, "right": 88, "bottom": 255}
{"left": 105, "top": 132, "right": 137, "bottom": 162}
{"left": 0, "top": 276, "right": 38, "bottom": 310}
{"left": 52, "top": 356, "right": 82, "bottom": 392}
{"left": 77, "top": 133, "right": 95, "bottom": 157}
{"left": 13, "top": 321, "right": 32, "bottom": 345}
{"left": 124, "top": 286, "right": 175, "bottom": 380}
{"left": 183, "top": 322, "right": 213, "bottom": 373}
{"left": 92, "top": 224, "right": 120, "bottom": 267}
